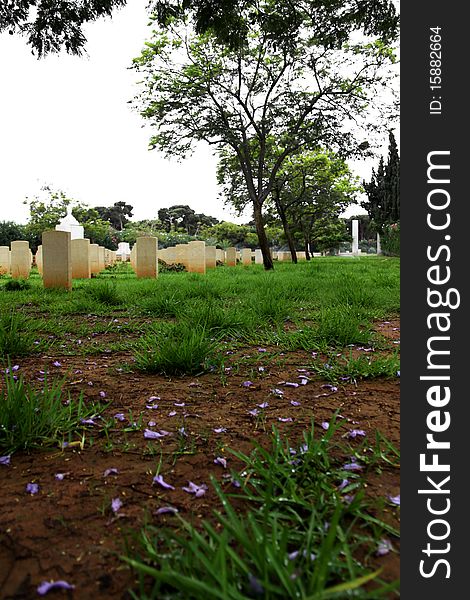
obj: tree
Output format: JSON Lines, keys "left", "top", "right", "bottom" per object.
{"left": 132, "top": 4, "right": 397, "bottom": 269}
{"left": 1, "top": 1, "right": 398, "bottom": 57}
{"left": 0, "top": 221, "right": 27, "bottom": 247}
{"left": 0, "top": 0, "right": 126, "bottom": 57}
{"left": 362, "top": 129, "right": 400, "bottom": 231}
{"left": 95, "top": 202, "right": 134, "bottom": 231}
{"left": 157, "top": 205, "right": 218, "bottom": 235}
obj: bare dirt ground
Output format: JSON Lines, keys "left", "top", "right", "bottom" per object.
{"left": 0, "top": 320, "right": 400, "bottom": 599}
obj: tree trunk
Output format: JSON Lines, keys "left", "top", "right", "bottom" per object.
{"left": 253, "top": 202, "right": 274, "bottom": 270}
{"left": 304, "top": 240, "right": 311, "bottom": 260}
{"left": 276, "top": 200, "right": 297, "bottom": 264}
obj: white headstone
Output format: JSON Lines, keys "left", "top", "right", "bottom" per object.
{"left": 352, "top": 220, "right": 359, "bottom": 255}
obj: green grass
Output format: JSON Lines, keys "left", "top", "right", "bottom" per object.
{"left": 0, "top": 311, "right": 36, "bottom": 357}
{"left": 123, "top": 421, "right": 399, "bottom": 599}
{"left": 0, "top": 370, "right": 104, "bottom": 454}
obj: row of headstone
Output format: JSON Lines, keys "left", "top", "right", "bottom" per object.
{"left": 0, "top": 241, "right": 33, "bottom": 279}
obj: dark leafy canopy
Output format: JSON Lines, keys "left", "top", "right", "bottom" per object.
{"left": 0, "top": 0, "right": 126, "bottom": 56}
{"left": 158, "top": 204, "right": 218, "bottom": 235}
{"left": 362, "top": 130, "right": 400, "bottom": 231}
{"left": 1, "top": 0, "right": 398, "bottom": 57}
{"left": 95, "top": 201, "right": 134, "bottom": 231}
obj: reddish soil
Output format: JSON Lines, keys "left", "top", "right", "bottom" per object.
{"left": 0, "top": 320, "right": 400, "bottom": 599}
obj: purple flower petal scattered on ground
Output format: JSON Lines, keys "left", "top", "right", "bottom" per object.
{"left": 146, "top": 403, "right": 159, "bottom": 409}
{"left": 340, "top": 376, "right": 350, "bottom": 381}
{"left": 168, "top": 411, "right": 177, "bottom": 417}
{"left": 214, "top": 457, "right": 227, "bottom": 468}
{"left": 37, "top": 580, "right": 75, "bottom": 595}
{"left": 153, "top": 474, "right": 175, "bottom": 490}
{"left": 376, "top": 538, "right": 393, "bottom": 556}
{"left": 231, "top": 478, "right": 241, "bottom": 488}
{"left": 288, "top": 549, "right": 317, "bottom": 561}
{"left": 299, "top": 378, "right": 308, "bottom": 385}
{"left": 174, "top": 402, "right": 185, "bottom": 407}
{"left": 321, "top": 422, "right": 329, "bottom": 430}
{"left": 114, "top": 413, "right": 125, "bottom": 421}
{"left": 248, "top": 574, "right": 264, "bottom": 595}
{"left": 271, "top": 388, "right": 284, "bottom": 396}
{"left": 87, "top": 381, "right": 94, "bottom": 386}
{"left": 397, "top": 370, "right": 400, "bottom": 377}
{"left": 258, "top": 348, "right": 267, "bottom": 352}
{"left": 52, "top": 361, "right": 61, "bottom": 367}
{"left": 213, "top": 427, "right": 227, "bottom": 433}
{"left": 0, "top": 455, "right": 11, "bottom": 466}
{"left": 148, "top": 421, "right": 157, "bottom": 427}
{"left": 257, "top": 402, "right": 269, "bottom": 409}
{"left": 144, "top": 429, "right": 169, "bottom": 439}
{"left": 338, "top": 479, "right": 350, "bottom": 491}
{"left": 299, "top": 443, "right": 308, "bottom": 454}
{"left": 388, "top": 494, "right": 400, "bottom": 506}
{"left": 182, "top": 481, "right": 208, "bottom": 497}
{"left": 80, "top": 418, "right": 96, "bottom": 425}
{"left": 284, "top": 382, "right": 299, "bottom": 388}
{"left": 258, "top": 366, "right": 265, "bottom": 372}
{"left": 342, "top": 494, "right": 355, "bottom": 504}
{"left": 55, "top": 473, "right": 67, "bottom": 481}
{"left": 26, "top": 483, "right": 39, "bottom": 494}
{"left": 321, "top": 384, "right": 338, "bottom": 392}
{"left": 178, "top": 427, "right": 187, "bottom": 437}
{"left": 278, "top": 417, "right": 293, "bottom": 422}
{"left": 348, "top": 429, "right": 366, "bottom": 438}
{"left": 111, "top": 497, "right": 123, "bottom": 513}
{"left": 103, "top": 468, "right": 119, "bottom": 477}
{"left": 242, "top": 381, "right": 253, "bottom": 387}
{"left": 343, "top": 462, "right": 363, "bottom": 471}
{"left": 290, "top": 401, "right": 301, "bottom": 407}
{"left": 149, "top": 396, "right": 160, "bottom": 401}
{"left": 248, "top": 409, "right": 259, "bottom": 417}
{"left": 155, "top": 506, "right": 179, "bottom": 515}
{"left": 99, "top": 391, "right": 106, "bottom": 398}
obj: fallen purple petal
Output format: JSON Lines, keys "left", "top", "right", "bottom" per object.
{"left": 278, "top": 417, "right": 293, "bottom": 422}
{"left": 146, "top": 403, "right": 159, "bottom": 409}
{"left": 87, "top": 381, "right": 94, "bottom": 386}
{"left": 144, "top": 429, "right": 169, "bottom": 439}
{"left": 155, "top": 506, "right": 179, "bottom": 515}
{"left": 52, "top": 361, "right": 61, "bottom": 367}
{"left": 288, "top": 549, "right": 316, "bottom": 561}
{"left": 284, "top": 382, "right": 299, "bottom": 388}
{"left": 149, "top": 396, "right": 160, "bottom": 401}
{"left": 0, "top": 455, "right": 11, "bottom": 466}
{"left": 242, "top": 381, "right": 253, "bottom": 387}
{"left": 248, "top": 409, "right": 259, "bottom": 416}
{"left": 178, "top": 427, "right": 187, "bottom": 437}
{"left": 114, "top": 413, "right": 125, "bottom": 421}
{"left": 26, "top": 482, "right": 39, "bottom": 495}
{"left": 80, "top": 418, "right": 96, "bottom": 425}
{"left": 271, "top": 388, "right": 284, "bottom": 396}
{"left": 397, "top": 370, "right": 400, "bottom": 377}
{"left": 182, "top": 481, "right": 208, "bottom": 497}
{"left": 388, "top": 494, "right": 400, "bottom": 506}
{"left": 376, "top": 538, "right": 393, "bottom": 556}
{"left": 299, "top": 378, "right": 308, "bottom": 385}
{"left": 213, "top": 427, "right": 227, "bottom": 433}
{"left": 37, "top": 580, "right": 75, "bottom": 596}
{"left": 55, "top": 473, "right": 66, "bottom": 481}
{"left": 258, "top": 348, "right": 267, "bottom": 352}
{"left": 214, "top": 457, "right": 227, "bottom": 468}
{"left": 99, "top": 391, "right": 106, "bottom": 398}
{"left": 338, "top": 478, "right": 350, "bottom": 491}
{"left": 111, "top": 497, "right": 123, "bottom": 513}
{"left": 290, "top": 400, "right": 301, "bottom": 407}
{"left": 168, "top": 410, "right": 177, "bottom": 416}
{"left": 321, "top": 384, "right": 338, "bottom": 392}
{"left": 342, "top": 494, "right": 355, "bottom": 504}
{"left": 148, "top": 420, "right": 157, "bottom": 427}
{"left": 321, "top": 422, "right": 329, "bottom": 430}
{"left": 343, "top": 462, "right": 363, "bottom": 471}
{"left": 153, "top": 474, "right": 175, "bottom": 490}
{"left": 174, "top": 402, "right": 185, "bottom": 407}
{"left": 103, "top": 468, "right": 119, "bottom": 477}
{"left": 257, "top": 402, "right": 269, "bottom": 409}
{"left": 348, "top": 429, "right": 366, "bottom": 438}
{"left": 248, "top": 574, "right": 264, "bottom": 595}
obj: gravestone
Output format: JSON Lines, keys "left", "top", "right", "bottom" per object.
{"left": 175, "top": 244, "right": 188, "bottom": 269}
{"left": 166, "top": 247, "right": 177, "bottom": 264}
{"left": 205, "top": 246, "right": 217, "bottom": 269}
{"left": 297, "top": 251, "right": 306, "bottom": 260}
{"left": 10, "top": 241, "right": 31, "bottom": 279}
{"left": 71, "top": 239, "right": 91, "bottom": 279}
{"left": 136, "top": 236, "right": 158, "bottom": 278}
{"left": 241, "top": 248, "right": 252, "bottom": 265}
{"left": 98, "top": 247, "right": 105, "bottom": 272}
{"left": 188, "top": 240, "right": 206, "bottom": 274}
{"left": 216, "top": 249, "right": 225, "bottom": 263}
{"left": 376, "top": 233, "right": 382, "bottom": 255}
{"left": 226, "top": 247, "right": 237, "bottom": 266}
{"left": 89, "top": 243, "right": 100, "bottom": 275}
{"left": 42, "top": 230, "right": 72, "bottom": 290}
{"left": 352, "top": 219, "right": 359, "bottom": 255}
{"left": 254, "top": 249, "right": 263, "bottom": 264}
{"left": 55, "top": 206, "right": 84, "bottom": 239}
{"left": 117, "top": 241, "right": 131, "bottom": 262}
{"left": 36, "top": 246, "right": 43, "bottom": 275}
{"left": 0, "top": 246, "right": 10, "bottom": 274}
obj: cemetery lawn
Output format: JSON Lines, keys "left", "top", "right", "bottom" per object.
{"left": 0, "top": 258, "right": 400, "bottom": 599}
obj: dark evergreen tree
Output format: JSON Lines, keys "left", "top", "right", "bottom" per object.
{"left": 362, "top": 130, "right": 399, "bottom": 231}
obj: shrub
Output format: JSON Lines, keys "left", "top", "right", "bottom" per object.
{"left": 0, "top": 311, "right": 34, "bottom": 357}
{"left": 3, "top": 279, "right": 31, "bottom": 291}
{"left": 88, "top": 281, "right": 122, "bottom": 306}
{"left": 381, "top": 222, "right": 400, "bottom": 256}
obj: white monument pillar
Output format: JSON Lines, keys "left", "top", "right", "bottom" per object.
{"left": 352, "top": 220, "right": 359, "bottom": 255}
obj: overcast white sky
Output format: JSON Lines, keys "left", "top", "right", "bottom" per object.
{"left": 0, "top": 0, "right": 388, "bottom": 227}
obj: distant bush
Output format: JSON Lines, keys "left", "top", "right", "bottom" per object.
{"left": 158, "top": 259, "right": 186, "bottom": 273}
{"left": 381, "top": 222, "right": 400, "bottom": 256}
